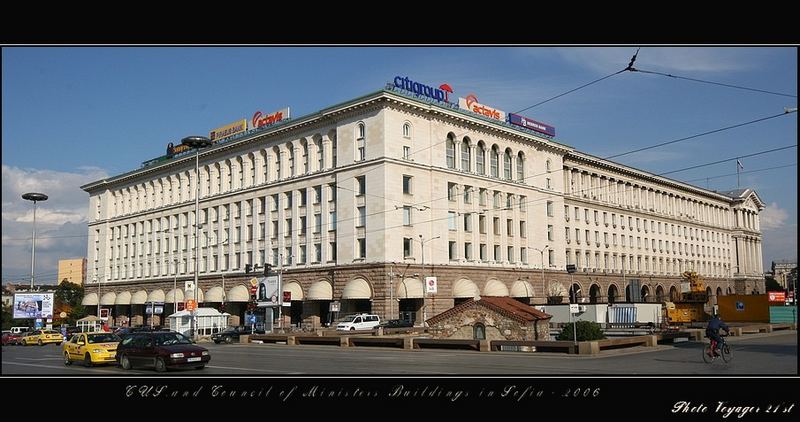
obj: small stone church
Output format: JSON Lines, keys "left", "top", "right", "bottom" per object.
{"left": 426, "top": 296, "right": 552, "bottom": 341}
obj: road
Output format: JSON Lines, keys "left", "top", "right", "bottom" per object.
{"left": 2, "top": 331, "right": 796, "bottom": 375}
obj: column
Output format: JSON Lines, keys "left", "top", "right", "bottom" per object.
{"left": 322, "top": 136, "right": 332, "bottom": 171}
{"left": 308, "top": 140, "right": 318, "bottom": 173}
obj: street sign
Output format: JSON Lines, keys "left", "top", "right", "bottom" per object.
{"left": 250, "top": 285, "right": 258, "bottom": 294}
{"left": 283, "top": 291, "right": 292, "bottom": 302}
{"left": 145, "top": 301, "right": 164, "bottom": 315}
{"left": 566, "top": 264, "right": 577, "bottom": 274}
{"left": 250, "top": 277, "right": 259, "bottom": 287}
{"left": 186, "top": 300, "right": 197, "bottom": 311}
{"left": 59, "top": 312, "right": 67, "bottom": 318}
{"left": 330, "top": 301, "right": 340, "bottom": 312}
{"left": 425, "top": 277, "right": 438, "bottom": 294}
{"left": 569, "top": 304, "right": 580, "bottom": 314}
{"left": 768, "top": 291, "right": 786, "bottom": 302}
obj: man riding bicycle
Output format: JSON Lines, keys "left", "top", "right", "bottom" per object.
{"left": 706, "top": 314, "right": 730, "bottom": 357}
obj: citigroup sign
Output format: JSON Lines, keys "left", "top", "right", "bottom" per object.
{"left": 393, "top": 76, "right": 454, "bottom": 104}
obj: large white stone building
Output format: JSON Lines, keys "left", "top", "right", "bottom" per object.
{"left": 81, "top": 85, "right": 766, "bottom": 328}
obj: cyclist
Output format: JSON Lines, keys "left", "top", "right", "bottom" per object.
{"left": 706, "top": 314, "right": 730, "bottom": 357}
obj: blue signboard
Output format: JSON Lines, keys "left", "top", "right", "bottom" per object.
{"left": 735, "top": 301, "right": 745, "bottom": 311}
{"left": 508, "top": 112, "right": 556, "bottom": 137}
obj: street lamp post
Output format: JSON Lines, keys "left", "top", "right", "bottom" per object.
{"left": 416, "top": 234, "right": 440, "bottom": 327}
{"left": 181, "top": 136, "right": 213, "bottom": 340}
{"left": 22, "top": 193, "right": 48, "bottom": 289}
{"left": 532, "top": 245, "right": 549, "bottom": 301}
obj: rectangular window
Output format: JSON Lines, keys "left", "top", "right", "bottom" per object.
{"left": 357, "top": 238, "right": 366, "bottom": 259}
{"left": 285, "top": 247, "right": 293, "bottom": 265}
{"left": 403, "top": 206, "right": 412, "bottom": 226}
{"left": 479, "top": 215, "right": 487, "bottom": 234}
{"left": 575, "top": 207, "right": 580, "bottom": 221}
{"left": 314, "top": 214, "right": 322, "bottom": 233}
{"left": 403, "top": 175, "right": 412, "bottom": 194}
{"left": 449, "top": 241, "right": 457, "bottom": 260}
{"left": 448, "top": 183, "right": 457, "bottom": 201}
{"left": 357, "top": 206, "right": 366, "bottom": 227}
{"left": 464, "top": 213, "right": 472, "bottom": 232}
{"left": 403, "top": 238, "right": 412, "bottom": 258}
{"left": 480, "top": 244, "right": 487, "bottom": 261}
{"left": 299, "top": 216, "right": 307, "bottom": 236}
{"left": 521, "top": 248, "right": 528, "bottom": 264}
{"left": 299, "top": 245, "right": 307, "bottom": 264}
{"left": 464, "top": 186, "right": 472, "bottom": 203}
{"left": 548, "top": 250, "right": 555, "bottom": 266}
{"left": 519, "top": 196, "right": 526, "bottom": 211}
{"left": 271, "top": 194, "right": 279, "bottom": 211}
{"left": 314, "top": 185, "right": 322, "bottom": 204}
{"left": 546, "top": 178, "right": 551, "bottom": 189}
{"left": 494, "top": 244, "right": 501, "bottom": 261}
{"left": 403, "top": 146, "right": 411, "bottom": 160}
{"left": 494, "top": 191, "right": 501, "bottom": 207}
{"left": 329, "top": 242, "right": 337, "bottom": 261}
{"left": 329, "top": 211, "right": 336, "bottom": 231}
{"left": 314, "top": 243, "right": 322, "bottom": 263}
{"left": 299, "top": 188, "right": 307, "bottom": 207}
{"left": 507, "top": 246, "right": 514, "bottom": 262}
{"left": 285, "top": 218, "right": 292, "bottom": 237}
{"left": 329, "top": 183, "right": 337, "bottom": 201}
{"left": 464, "top": 243, "right": 472, "bottom": 260}
{"left": 271, "top": 221, "right": 278, "bottom": 238}
{"left": 356, "top": 176, "right": 366, "bottom": 196}
{"left": 448, "top": 212, "right": 457, "bottom": 231}
{"left": 546, "top": 201, "right": 553, "bottom": 217}
{"left": 494, "top": 217, "right": 501, "bottom": 235}
{"left": 520, "top": 221, "right": 527, "bottom": 238}
{"left": 548, "top": 224, "right": 554, "bottom": 241}
{"left": 272, "top": 248, "right": 279, "bottom": 267}
{"left": 507, "top": 219, "right": 514, "bottom": 236}
{"left": 479, "top": 188, "right": 487, "bottom": 206}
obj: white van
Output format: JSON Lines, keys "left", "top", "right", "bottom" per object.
{"left": 336, "top": 314, "right": 381, "bottom": 331}
{"left": 10, "top": 327, "right": 30, "bottom": 334}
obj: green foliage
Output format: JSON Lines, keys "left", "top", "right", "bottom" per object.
{"left": 2, "top": 304, "right": 13, "bottom": 330}
{"left": 557, "top": 320, "right": 606, "bottom": 341}
{"left": 764, "top": 276, "right": 783, "bottom": 292}
{"left": 54, "top": 281, "right": 85, "bottom": 326}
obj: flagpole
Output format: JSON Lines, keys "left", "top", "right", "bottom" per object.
{"left": 736, "top": 158, "right": 741, "bottom": 188}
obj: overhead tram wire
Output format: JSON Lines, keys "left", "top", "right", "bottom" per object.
{"left": 657, "top": 144, "right": 797, "bottom": 176}
{"left": 605, "top": 109, "right": 797, "bottom": 160}
{"left": 684, "top": 163, "right": 797, "bottom": 184}
{"left": 627, "top": 67, "right": 797, "bottom": 99}
{"left": 514, "top": 48, "right": 640, "bottom": 115}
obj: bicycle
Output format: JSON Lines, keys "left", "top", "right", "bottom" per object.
{"left": 702, "top": 333, "right": 732, "bottom": 363}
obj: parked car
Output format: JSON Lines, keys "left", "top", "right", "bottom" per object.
{"left": 2, "top": 331, "right": 23, "bottom": 346}
{"left": 211, "top": 326, "right": 264, "bottom": 344}
{"left": 375, "top": 319, "right": 414, "bottom": 329}
{"left": 21, "top": 329, "right": 63, "bottom": 346}
{"left": 116, "top": 331, "right": 210, "bottom": 372}
{"left": 336, "top": 313, "right": 381, "bottom": 331}
{"left": 63, "top": 332, "right": 122, "bottom": 366}
{"left": 114, "top": 326, "right": 169, "bottom": 340}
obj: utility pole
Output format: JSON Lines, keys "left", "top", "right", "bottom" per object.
{"left": 417, "top": 234, "right": 440, "bottom": 327}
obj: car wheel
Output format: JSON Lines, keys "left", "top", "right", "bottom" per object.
{"left": 38, "top": 339, "right": 43, "bottom": 346}
{"left": 155, "top": 357, "right": 167, "bottom": 372}
{"left": 213, "top": 340, "right": 220, "bottom": 344}
{"left": 225, "top": 336, "right": 233, "bottom": 344}
{"left": 84, "top": 353, "right": 93, "bottom": 367}
{"left": 194, "top": 365, "right": 205, "bottom": 370}
{"left": 63, "top": 352, "right": 72, "bottom": 366}
{"left": 120, "top": 354, "right": 132, "bottom": 370}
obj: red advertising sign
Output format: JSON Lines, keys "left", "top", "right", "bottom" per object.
{"left": 252, "top": 107, "right": 290, "bottom": 128}
{"left": 283, "top": 291, "right": 291, "bottom": 302}
{"left": 768, "top": 291, "right": 786, "bottom": 302}
{"left": 185, "top": 300, "right": 197, "bottom": 311}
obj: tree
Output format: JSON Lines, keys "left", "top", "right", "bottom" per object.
{"left": 54, "top": 281, "right": 85, "bottom": 326}
{"left": 557, "top": 320, "right": 606, "bottom": 341}
{"left": 764, "top": 276, "right": 783, "bottom": 292}
{"left": 1, "top": 304, "right": 13, "bottom": 330}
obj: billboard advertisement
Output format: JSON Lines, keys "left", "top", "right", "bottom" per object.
{"left": 209, "top": 119, "right": 248, "bottom": 141}
{"left": 507, "top": 112, "right": 556, "bottom": 137}
{"left": 459, "top": 94, "right": 506, "bottom": 121}
{"left": 257, "top": 274, "right": 282, "bottom": 307}
{"left": 251, "top": 107, "right": 290, "bottom": 129}
{"left": 13, "top": 293, "right": 54, "bottom": 319}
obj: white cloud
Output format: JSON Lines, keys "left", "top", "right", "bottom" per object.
{"left": 2, "top": 165, "right": 108, "bottom": 284}
{"left": 760, "top": 202, "right": 788, "bottom": 230}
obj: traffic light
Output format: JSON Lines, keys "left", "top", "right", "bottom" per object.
{"left": 245, "top": 264, "right": 253, "bottom": 274}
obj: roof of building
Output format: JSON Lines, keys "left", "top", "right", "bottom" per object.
{"left": 720, "top": 188, "right": 749, "bottom": 199}
{"left": 426, "top": 296, "right": 551, "bottom": 325}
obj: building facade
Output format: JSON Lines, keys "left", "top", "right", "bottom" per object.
{"left": 81, "top": 87, "right": 766, "bottom": 328}
{"left": 771, "top": 260, "right": 797, "bottom": 290}
{"left": 58, "top": 258, "right": 87, "bottom": 285}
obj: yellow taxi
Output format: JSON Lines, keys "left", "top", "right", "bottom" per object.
{"left": 21, "top": 329, "right": 64, "bottom": 346}
{"left": 63, "top": 332, "right": 122, "bottom": 366}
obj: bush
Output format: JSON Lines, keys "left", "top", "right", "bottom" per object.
{"left": 557, "top": 320, "right": 606, "bottom": 341}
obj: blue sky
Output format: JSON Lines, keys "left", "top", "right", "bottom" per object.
{"left": 2, "top": 47, "right": 796, "bottom": 284}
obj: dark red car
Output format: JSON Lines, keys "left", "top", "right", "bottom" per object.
{"left": 2, "top": 332, "right": 23, "bottom": 346}
{"left": 115, "top": 331, "right": 210, "bottom": 372}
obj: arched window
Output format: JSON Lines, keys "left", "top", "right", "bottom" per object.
{"left": 546, "top": 159, "right": 552, "bottom": 172}
{"left": 356, "top": 122, "right": 366, "bottom": 161}
{"left": 315, "top": 139, "right": 323, "bottom": 170}
{"left": 287, "top": 145, "right": 295, "bottom": 176}
{"left": 608, "top": 285, "right": 618, "bottom": 304}
{"left": 473, "top": 323, "right": 486, "bottom": 340}
{"left": 273, "top": 147, "right": 282, "bottom": 179}
{"left": 461, "top": 138, "right": 471, "bottom": 171}
{"left": 503, "top": 148, "right": 513, "bottom": 180}
{"left": 476, "top": 141, "right": 485, "bottom": 175}
{"left": 516, "top": 152, "right": 525, "bottom": 181}
{"left": 302, "top": 142, "right": 309, "bottom": 174}
{"left": 446, "top": 133, "right": 456, "bottom": 169}
{"left": 490, "top": 145, "right": 499, "bottom": 177}
{"left": 403, "top": 123, "right": 411, "bottom": 138}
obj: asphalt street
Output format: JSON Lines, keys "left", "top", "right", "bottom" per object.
{"left": 2, "top": 331, "right": 796, "bottom": 376}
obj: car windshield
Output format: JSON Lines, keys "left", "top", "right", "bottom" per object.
{"left": 87, "top": 333, "right": 121, "bottom": 344}
{"left": 154, "top": 333, "right": 193, "bottom": 346}
{"left": 222, "top": 327, "right": 239, "bottom": 333}
{"left": 339, "top": 315, "right": 359, "bottom": 323}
